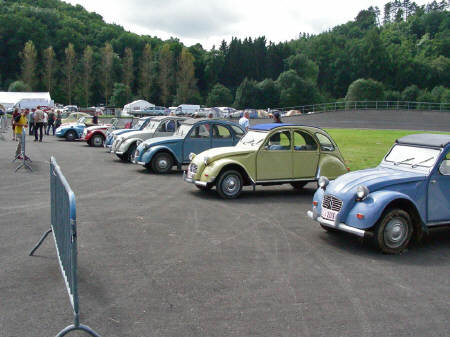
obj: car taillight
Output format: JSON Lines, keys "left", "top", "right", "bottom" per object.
{"left": 313, "top": 201, "right": 318, "bottom": 206}
{"left": 347, "top": 167, "right": 351, "bottom": 172}
{"left": 356, "top": 213, "right": 364, "bottom": 220}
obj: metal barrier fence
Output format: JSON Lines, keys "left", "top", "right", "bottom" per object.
{"left": 12, "top": 130, "right": 32, "bottom": 172}
{"left": 29, "top": 157, "right": 101, "bottom": 337}
{"left": 0, "top": 114, "right": 7, "bottom": 133}
{"left": 274, "top": 100, "right": 450, "bottom": 114}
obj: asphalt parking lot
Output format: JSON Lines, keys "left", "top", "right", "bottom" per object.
{"left": 0, "top": 110, "right": 449, "bottom": 337}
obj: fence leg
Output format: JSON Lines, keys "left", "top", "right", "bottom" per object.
{"left": 55, "top": 324, "right": 101, "bottom": 337}
{"left": 29, "top": 228, "right": 52, "bottom": 256}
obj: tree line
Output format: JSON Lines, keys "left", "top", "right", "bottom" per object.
{"left": 1, "top": 0, "right": 449, "bottom": 108}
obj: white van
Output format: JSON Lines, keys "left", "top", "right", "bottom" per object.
{"left": 175, "top": 104, "right": 200, "bottom": 116}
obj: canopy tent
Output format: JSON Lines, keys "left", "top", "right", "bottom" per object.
{"left": 122, "top": 100, "right": 154, "bottom": 114}
{"left": 0, "top": 92, "right": 53, "bottom": 110}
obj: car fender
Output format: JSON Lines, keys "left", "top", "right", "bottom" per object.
{"left": 343, "top": 190, "right": 424, "bottom": 230}
{"left": 119, "top": 137, "right": 142, "bottom": 153}
{"left": 141, "top": 145, "right": 178, "bottom": 165}
{"left": 201, "top": 158, "right": 255, "bottom": 184}
{"left": 317, "top": 154, "right": 347, "bottom": 180}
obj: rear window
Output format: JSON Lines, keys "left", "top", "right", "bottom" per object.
{"left": 315, "top": 133, "right": 335, "bottom": 151}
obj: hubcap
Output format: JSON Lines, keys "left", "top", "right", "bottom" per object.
{"left": 158, "top": 158, "right": 168, "bottom": 169}
{"left": 384, "top": 217, "right": 408, "bottom": 248}
{"left": 94, "top": 137, "right": 102, "bottom": 146}
{"left": 222, "top": 175, "right": 240, "bottom": 196}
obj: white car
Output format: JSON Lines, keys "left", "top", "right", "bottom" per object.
{"left": 111, "top": 116, "right": 186, "bottom": 162}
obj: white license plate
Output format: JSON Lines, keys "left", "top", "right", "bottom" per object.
{"left": 321, "top": 209, "right": 338, "bottom": 221}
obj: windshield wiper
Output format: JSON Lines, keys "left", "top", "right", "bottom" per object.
{"left": 411, "top": 156, "right": 434, "bottom": 168}
{"left": 394, "top": 157, "right": 414, "bottom": 165}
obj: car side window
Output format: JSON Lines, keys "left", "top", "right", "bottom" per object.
{"left": 213, "top": 125, "right": 231, "bottom": 138}
{"left": 315, "top": 133, "right": 335, "bottom": 151}
{"left": 294, "top": 131, "right": 318, "bottom": 151}
{"left": 265, "top": 131, "right": 291, "bottom": 151}
{"left": 190, "top": 124, "right": 210, "bottom": 138}
{"left": 439, "top": 152, "right": 450, "bottom": 175}
{"left": 231, "top": 125, "right": 245, "bottom": 139}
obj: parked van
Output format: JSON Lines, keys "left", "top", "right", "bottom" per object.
{"left": 175, "top": 104, "right": 200, "bottom": 116}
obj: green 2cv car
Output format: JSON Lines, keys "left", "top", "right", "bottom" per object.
{"left": 184, "top": 123, "right": 348, "bottom": 198}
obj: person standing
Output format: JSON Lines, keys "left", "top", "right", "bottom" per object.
{"left": 92, "top": 112, "right": 98, "bottom": 125}
{"left": 28, "top": 108, "right": 34, "bottom": 135}
{"left": 14, "top": 110, "right": 28, "bottom": 158}
{"left": 55, "top": 110, "right": 62, "bottom": 129}
{"left": 47, "top": 109, "right": 56, "bottom": 135}
{"left": 12, "top": 108, "right": 20, "bottom": 141}
{"left": 34, "top": 106, "right": 44, "bottom": 142}
{"left": 239, "top": 111, "right": 250, "bottom": 132}
{"left": 273, "top": 111, "right": 282, "bottom": 123}
{"left": 43, "top": 110, "right": 49, "bottom": 135}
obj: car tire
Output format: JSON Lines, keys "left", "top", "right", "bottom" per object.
{"left": 116, "top": 153, "right": 125, "bottom": 161}
{"left": 65, "top": 130, "right": 77, "bottom": 141}
{"left": 375, "top": 208, "right": 413, "bottom": 254}
{"left": 126, "top": 143, "right": 137, "bottom": 163}
{"left": 216, "top": 170, "right": 243, "bottom": 199}
{"left": 91, "top": 134, "right": 104, "bottom": 147}
{"left": 290, "top": 181, "right": 308, "bottom": 189}
{"left": 151, "top": 152, "right": 173, "bottom": 174}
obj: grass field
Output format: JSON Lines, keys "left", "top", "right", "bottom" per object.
{"left": 326, "top": 129, "right": 450, "bottom": 171}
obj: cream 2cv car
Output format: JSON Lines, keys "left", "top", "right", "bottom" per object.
{"left": 185, "top": 123, "right": 348, "bottom": 199}
{"left": 111, "top": 116, "right": 185, "bottom": 162}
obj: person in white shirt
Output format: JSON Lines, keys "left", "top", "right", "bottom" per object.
{"left": 239, "top": 111, "right": 250, "bottom": 132}
{"left": 43, "top": 110, "right": 49, "bottom": 135}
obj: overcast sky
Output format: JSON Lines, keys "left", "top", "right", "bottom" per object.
{"left": 66, "top": 0, "right": 430, "bottom": 49}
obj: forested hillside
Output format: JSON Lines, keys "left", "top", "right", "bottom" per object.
{"left": 0, "top": 0, "right": 448, "bottom": 107}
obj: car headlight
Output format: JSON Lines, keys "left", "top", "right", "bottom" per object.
{"left": 356, "top": 185, "right": 369, "bottom": 201}
{"left": 189, "top": 153, "right": 196, "bottom": 161}
{"left": 318, "top": 176, "right": 329, "bottom": 189}
{"left": 203, "top": 156, "right": 210, "bottom": 166}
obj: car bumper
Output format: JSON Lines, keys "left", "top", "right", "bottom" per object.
{"left": 307, "top": 210, "right": 372, "bottom": 238}
{"left": 183, "top": 171, "right": 208, "bottom": 187}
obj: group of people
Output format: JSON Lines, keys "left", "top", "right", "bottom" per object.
{"left": 12, "top": 106, "right": 62, "bottom": 142}
{"left": 239, "top": 111, "right": 282, "bottom": 132}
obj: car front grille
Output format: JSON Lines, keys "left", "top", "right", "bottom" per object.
{"left": 322, "top": 195, "right": 343, "bottom": 212}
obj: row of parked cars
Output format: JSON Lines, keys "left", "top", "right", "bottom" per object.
{"left": 59, "top": 115, "right": 450, "bottom": 254}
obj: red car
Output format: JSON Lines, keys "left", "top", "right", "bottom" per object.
{"left": 82, "top": 125, "right": 111, "bottom": 147}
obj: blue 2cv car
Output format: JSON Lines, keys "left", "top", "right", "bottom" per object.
{"left": 134, "top": 118, "right": 245, "bottom": 173}
{"left": 308, "top": 133, "right": 450, "bottom": 254}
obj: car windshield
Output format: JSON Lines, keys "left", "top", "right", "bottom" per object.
{"left": 134, "top": 119, "right": 147, "bottom": 129}
{"left": 145, "top": 121, "right": 159, "bottom": 130}
{"left": 238, "top": 131, "right": 267, "bottom": 147}
{"left": 384, "top": 145, "right": 441, "bottom": 168}
{"left": 174, "top": 124, "right": 192, "bottom": 137}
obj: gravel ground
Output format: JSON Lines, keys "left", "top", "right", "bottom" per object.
{"left": 0, "top": 109, "right": 448, "bottom": 337}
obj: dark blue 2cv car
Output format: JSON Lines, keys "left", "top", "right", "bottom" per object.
{"left": 134, "top": 118, "right": 245, "bottom": 173}
{"left": 308, "top": 133, "right": 450, "bottom": 254}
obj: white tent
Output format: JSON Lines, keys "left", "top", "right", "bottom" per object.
{"left": 0, "top": 92, "right": 53, "bottom": 110}
{"left": 122, "top": 100, "right": 154, "bottom": 114}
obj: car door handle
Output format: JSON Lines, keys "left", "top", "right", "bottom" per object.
{"left": 430, "top": 179, "right": 437, "bottom": 184}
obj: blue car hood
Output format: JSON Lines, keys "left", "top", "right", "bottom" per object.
{"left": 327, "top": 166, "right": 426, "bottom": 195}
{"left": 140, "top": 135, "right": 183, "bottom": 147}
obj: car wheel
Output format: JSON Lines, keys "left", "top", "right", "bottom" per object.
{"left": 375, "top": 208, "right": 413, "bottom": 254}
{"left": 116, "top": 153, "right": 125, "bottom": 161}
{"left": 126, "top": 143, "right": 137, "bottom": 163}
{"left": 216, "top": 170, "right": 243, "bottom": 199}
{"left": 65, "top": 130, "right": 77, "bottom": 141}
{"left": 290, "top": 181, "right": 308, "bottom": 189}
{"left": 151, "top": 152, "right": 173, "bottom": 173}
{"left": 91, "top": 134, "right": 104, "bottom": 147}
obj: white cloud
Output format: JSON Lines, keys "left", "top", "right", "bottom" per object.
{"left": 66, "top": 0, "right": 431, "bottom": 49}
